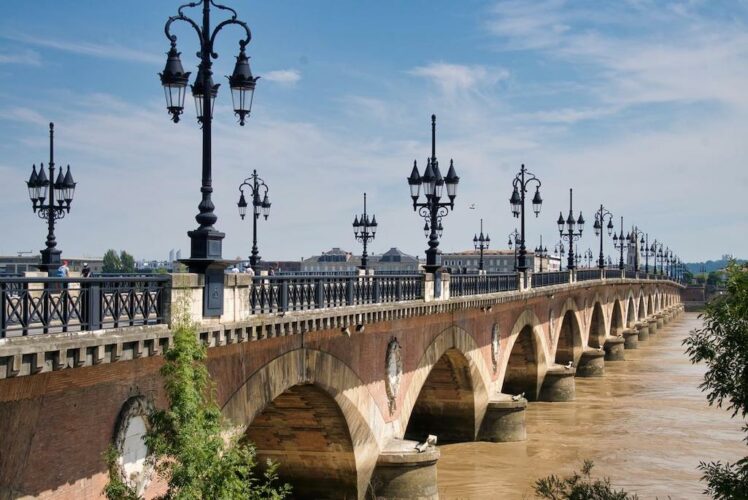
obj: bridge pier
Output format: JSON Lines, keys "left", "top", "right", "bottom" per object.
{"left": 656, "top": 314, "right": 664, "bottom": 329}
{"left": 622, "top": 328, "right": 639, "bottom": 349}
{"left": 647, "top": 317, "right": 658, "bottom": 334}
{"left": 371, "top": 439, "right": 440, "bottom": 500}
{"left": 539, "top": 366, "right": 576, "bottom": 402}
{"left": 477, "top": 395, "right": 527, "bottom": 442}
{"left": 576, "top": 348, "right": 605, "bottom": 377}
{"left": 636, "top": 322, "right": 649, "bottom": 341}
{"left": 604, "top": 336, "right": 625, "bottom": 361}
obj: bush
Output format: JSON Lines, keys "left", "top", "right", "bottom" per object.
{"left": 534, "top": 460, "right": 638, "bottom": 500}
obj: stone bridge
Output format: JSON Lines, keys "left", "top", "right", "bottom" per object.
{"left": 0, "top": 272, "right": 684, "bottom": 499}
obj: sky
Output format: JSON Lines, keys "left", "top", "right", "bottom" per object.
{"left": 0, "top": 0, "right": 746, "bottom": 263}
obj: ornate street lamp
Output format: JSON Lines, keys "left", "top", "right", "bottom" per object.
{"left": 574, "top": 245, "right": 582, "bottom": 268}
{"left": 237, "top": 169, "right": 270, "bottom": 270}
{"left": 534, "top": 235, "right": 548, "bottom": 272}
{"left": 353, "top": 193, "right": 377, "bottom": 270}
{"left": 473, "top": 219, "right": 490, "bottom": 272}
{"left": 612, "top": 216, "right": 627, "bottom": 271}
{"left": 407, "top": 115, "right": 459, "bottom": 273}
{"left": 628, "top": 226, "right": 645, "bottom": 272}
{"left": 25, "top": 123, "right": 76, "bottom": 274}
{"left": 160, "top": 0, "right": 259, "bottom": 276}
{"left": 584, "top": 248, "right": 594, "bottom": 268}
{"left": 640, "top": 233, "right": 653, "bottom": 275}
{"left": 557, "top": 188, "right": 584, "bottom": 270}
{"left": 509, "top": 165, "right": 542, "bottom": 273}
{"left": 554, "top": 241, "right": 565, "bottom": 271}
{"left": 593, "top": 204, "right": 614, "bottom": 269}
{"left": 507, "top": 229, "right": 520, "bottom": 271}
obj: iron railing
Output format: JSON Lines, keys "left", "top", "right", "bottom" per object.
{"left": 606, "top": 269, "right": 622, "bottom": 279}
{"left": 248, "top": 274, "right": 424, "bottom": 314}
{"left": 576, "top": 269, "right": 602, "bottom": 282}
{"left": 625, "top": 270, "right": 637, "bottom": 279}
{"left": 533, "top": 271, "right": 570, "bottom": 288}
{"left": 450, "top": 273, "right": 518, "bottom": 297}
{"left": 1, "top": 276, "right": 170, "bottom": 338}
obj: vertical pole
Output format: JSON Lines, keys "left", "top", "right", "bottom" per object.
{"left": 362, "top": 193, "right": 368, "bottom": 270}
{"left": 251, "top": 171, "right": 259, "bottom": 269}
{"left": 518, "top": 166, "right": 526, "bottom": 272}
{"left": 567, "top": 189, "right": 575, "bottom": 271}
{"left": 618, "top": 217, "right": 625, "bottom": 271}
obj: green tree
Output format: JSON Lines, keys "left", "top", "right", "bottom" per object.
{"left": 683, "top": 270, "right": 694, "bottom": 284}
{"left": 534, "top": 460, "right": 638, "bottom": 499}
{"left": 105, "top": 301, "right": 291, "bottom": 499}
{"left": 103, "top": 249, "right": 122, "bottom": 273}
{"left": 684, "top": 262, "right": 748, "bottom": 499}
{"left": 120, "top": 251, "right": 136, "bottom": 273}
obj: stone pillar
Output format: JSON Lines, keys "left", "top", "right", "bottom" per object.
{"left": 647, "top": 318, "right": 658, "bottom": 334}
{"left": 656, "top": 314, "right": 664, "bottom": 329}
{"left": 622, "top": 328, "right": 639, "bottom": 349}
{"left": 539, "top": 366, "right": 576, "bottom": 402}
{"left": 423, "top": 273, "right": 435, "bottom": 302}
{"left": 636, "top": 322, "right": 649, "bottom": 341}
{"left": 440, "top": 272, "right": 450, "bottom": 300}
{"left": 371, "top": 439, "right": 440, "bottom": 500}
{"left": 576, "top": 349, "right": 605, "bottom": 377}
{"left": 167, "top": 273, "right": 203, "bottom": 325}
{"left": 477, "top": 396, "right": 527, "bottom": 442}
{"left": 604, "top": 336, "right": 625, "bottom": 361}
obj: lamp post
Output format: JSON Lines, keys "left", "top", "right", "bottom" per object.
{"left": 628, "top": 225, "right": 645, "bottom": 272}
{"left": 507, "top": 229, "right": 520, "bottom": 271}
{"left": 557, "top": 188, "right": 584, "bottom": 270}
{"left": 509, "top": 165, "right": 543, "bottom": 273}
{"left": 237, "top": 169, "right": 270, "bottom": 270}
{"left": 473, "top": 219, "right": 490, "bottom": 272}
{"left": 160, "top": 0, "right": 258, "bottom": 270}
{"left": 641, "top": 233, "right": 653, "bottom": 275}
{"left": 352, "top": 193, "right": 377, "bottom": 270}
{"left": 592, "top": 204, "right": 614, "bottom": 269}
{"left": 584, "top": 248, "right": 594, "bottom": 268}
{"left": 25, "top": 123, "right": 77, "bottom": 274}
{"left": 554, "top": 241, "right": 565, "bottom": 271}
{"left": 534, "top": 235, "right": 548, "bottom": 272}
{"left": 407, "top": 115, "right": 460, "bottom": 273}
{"left": 612, "top": 216, "right": 626, "bottom": 271}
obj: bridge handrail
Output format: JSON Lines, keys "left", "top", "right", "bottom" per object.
{"left": 576, "top": 269, "right": 602, "bottom": 282}
{"left": 1, "top": 275, "right": 170, "bottom": 338}
{"left": 450, "top": 273, "right": 518, "bottom": 297}
{"left": 533, "top": 271, "right": 570, "bottom": 288}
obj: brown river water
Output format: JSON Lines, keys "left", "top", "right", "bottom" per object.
{"left": 437, "top": 313, "right": 746, "bottom": 499}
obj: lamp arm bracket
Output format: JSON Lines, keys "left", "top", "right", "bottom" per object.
{"left": 165, "top": 15, "right": 203, "bottom": 48}
{"left": 210, "top": 19, "right": 252, "bottom": 57}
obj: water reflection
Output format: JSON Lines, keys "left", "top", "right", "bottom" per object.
{"left": 437, "top": 313, "right": 745, "bottom": 499}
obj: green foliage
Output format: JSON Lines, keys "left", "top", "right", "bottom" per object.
{"left": 683, "top": 270, "right": 694, "bottom": 284}
{"left": 120, "top": 251, "right": 135, "bottom": 273}
{"left": 103, "top": 249, "right": 122, "bottom": 273}
{"left": 534, "top": 460, "right": 638, "bottom": 499}
{"left": 145, "top": 310, "right": 291, "bottom": 500}
{"left": 684, "top": 262, "right": 748, "bottom": 498}
{"left": 103, "top": 446, "right": 140, "bottom": 500}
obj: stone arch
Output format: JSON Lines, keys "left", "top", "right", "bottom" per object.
{"left": 611, "top": 299, "right": 624, "bottom": 336}
{"left": 588, "top": 301, "right": 607, "bottom": 348}
{"left": 646, "top": 293, "right": 653, "bottom": 316}
{"left": 221, "top": 349, "right": 382, "bottom": 498}
{"left": 501, "top": 310, "right": 550, "bottom": 401}
{"left": 399, "top": 326, "right": 491, "bottom": 443}
{"left": 638, "top": 293, "right": 646, "bottom": 320}
{"left": 553, "top": 297, "right": 584, "bottom": 365}
{"left": 626, "top": 294, "right": 636, "bottom": 328}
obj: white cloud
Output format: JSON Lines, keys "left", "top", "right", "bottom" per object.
{"left": 2, "top": 33, "right": 161, "bottom": 64}
{"left": 409, "top": 63, "right": 509, "bottom": 95}
{"left": 262, "top": 69, "right": 301, "bottom": 85}
{"left": 0, "top": 48, "right": 41, "bottom": 65}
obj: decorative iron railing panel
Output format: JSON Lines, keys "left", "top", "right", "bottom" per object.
{"left": 248, "top": 274, "right": 424, "bottom": 314}
{"left": 605, "top": 269, "right": 622, "bottom": 279}
{"left": 533, "top": 271, "right": 570, "bottom": 288}
{"left": 449, "top": 274, "right": 518, "bottom": 297}
{"left": 625, "top": 270, "right": 637, "bottom": 279}
{"left": 1, "top": 276, "right": 169, "bottom": 338}
{"left": 576, "top": 269, "right": 601, "bottom": 282}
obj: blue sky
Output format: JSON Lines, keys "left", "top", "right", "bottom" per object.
{"left": 1, "top": 0, "right": 746, "bottom": 263}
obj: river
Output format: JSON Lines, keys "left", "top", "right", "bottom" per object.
{"left": 437, "top": 313, "right": 746, "bottom": 499}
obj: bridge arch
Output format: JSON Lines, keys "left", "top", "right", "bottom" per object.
{"left": 501, "top": 309, "right": 550, "bottom": 401}
{"left": 611, "top": 299, "right": 624, "bottom": 336}
{"left": 646, "top": 293, "right": 653, "bottom": 316}
{"left": 588, "top": 301, "right": 607, "bottom": 348}
{"left": 221, "top": 349, "right": 382, "bottom": 498}
{"left": 400, "top": 326, "right": 491, "bottom": 443}
{"left": 554, "top": 298, "right": 584, "bottom": 366}
{"left": 626, "top": 293, "right": 636, "bottom": 328}
{"left": 638, "top": 293, "right": 646, "bottom": 321}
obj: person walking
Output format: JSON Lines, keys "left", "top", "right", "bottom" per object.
{"left": 81, "top": 263, "right": 92, "bottom": 278}
{"left": 57, "top": 260, "right": 70, "bottom": 277}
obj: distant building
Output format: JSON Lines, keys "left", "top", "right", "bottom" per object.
{"left": 300, "top": 247, "right": 420, "bottom": 274}
{"left": 442, "top": 249, "right": 560, "bottom": 274}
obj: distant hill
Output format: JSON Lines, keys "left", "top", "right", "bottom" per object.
{"left": 686, "top": 257, "right": 746, "bottom": 274}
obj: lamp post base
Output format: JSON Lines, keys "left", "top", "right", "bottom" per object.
{"left": 187, "top": 228, "right": 225, "bottom": 260}
{"left": 183, "top": 228, "right": 227, "bottom": 318}
{"left": 38, "top": 248, "right": 62, "bottom": 274}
